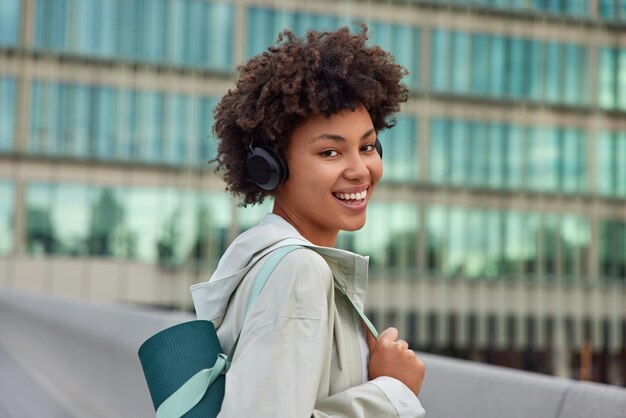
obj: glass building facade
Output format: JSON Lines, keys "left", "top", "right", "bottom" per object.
{"left": 1, "top": 0, "right": 625, "bottom": 385}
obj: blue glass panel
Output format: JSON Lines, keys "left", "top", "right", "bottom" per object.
{"left": 445, "top": 207, "right": 465, "bottom": 278}
{"left": 29, "top": 82, "right": 61, "bottom": 155}
{"left": 490, "top": 36, "right": 505, "bottom": 97}
{"left": 94, "top": 87, "right": 117, "bottom": 159}
{"left": 431, "top": 29, "right": 451, "bottom": 92}
{"left": 143, "top": 0, "right": 166, "bottom": 62}
{"left": 164, "top": 95, "right": 188, "bottom": 165}
{"left": 561, "top": 215, "right": 590, "bottom": 280}
{"left": 51, "top": 183, "right": 91, "bottom": 255}
{"left": 200, "top": 98, "right": 219, "bottom": 165}
{"left": 206, "top": 2, "right": 234, "bottom": 71}
{"left": 560, "top": 129, "right": 580, "bottom": 193}
{"left": 394, "top": 26, "right": 419, "bottom": 89}
{"left": 503, "top": 210, "right": 523, "bottom": 278}
{"left": 0, "top": 0, "right": 20, "bottom": 46}
{"left": 596, "top": 132, "right": 613, "bottom": 196}
{"left": 563, "top": 45, "right": 581, "bottom": 105}
{"left": 34, "top": 0, "right": 68, "bottom": 51}
{"left": 599, "top": 48, "right": 616, "bottom": 109}
{"left": 508, "top": 38, "right": 524, "bottom": 99}
{"left": 619, "top": 49, "right": 626, "bottom": 111}
{"left": 87, "top": 187, "right": 131, "bottom": 258}
{"left": 116, "top": 91, "right": 138, "bottom": 160}
{"left": 26, "top": 182, "right": 55, "bottom": 254}
{"left": 117, "top": 0, "right": 142, "bottom": 59}
{"left": 522, "top": 212, "right": 540, "bottom": 279}
{"left": 599, "top": 0, "right": 615, "bottom": 20}
{"left": 506, "top": 125, "right": 523, "bottom": 189}
{"left": 468, "top": 122, "right": 487, "bottom": 187}
{"left": 62, "top": 85, "right": 91, "bottom": 157}
{"left": 617, "top": 133, "right": 626, "bottom": 196}
{"left": 98, "top": 0, "right": 118, "bottom": 57}
{"left": 470, "top": 34, "right": 489, "bottom": 96}
{"left": 0, "top": 78, "right": 16, "bottom": 151}
{"left": 545, "top": 42, "right": 562, "bottom": 103}
{"left": 247, "top": 7, "right": 278, "bottom": 58}
{"left": 125, "top": 187, "right": 161, "bottom": 262}
{"left": 451, "top": 32, "right": 471, "bottom": 94}
{"left": 426, "top": 205, "right": 446, "bottom": 273}
{"left": 185, "top": 0, "right": 206, "bottom": 67}
{"left": 566, "top": 0, "right": 588, "bottom": 16}
{"left": 166, "top": 0, "right": 186, "bottom": 65}
{"left": 449, "top": 120, "right": 467, "bottom": 186}
{"left": 195, "top": 192, "right": 232, "bottom": 269}
{"left": 487, "top": 124, "right": 504, "bottom": 188}
{"left": 429, "top": 119, "right": 448, "bottom": 183}
{"left": 137, "top": 92, "right": 164, "bottom": 163}
{"left": 465, "top": 208, "right": 486, "bottom": 279}
{"left": 528, "top": 127, "right": 559, "bottom": 191}
{"left": 383, "top": 116, "right": 418, "bottom": 182}
{"left": 187, "top": 97, "right": 202, "bottom": 166}
{"left": 541, "top": 214, "right": 559, "bottom": 280}
{"left": 484, "top": 210, "right": 503, "bottom": 279}
{"left": 524, "top": 40, "right": 542, "bottom": 101}
{"left": 0, "top": 180, "right": 14, "bottom": 254}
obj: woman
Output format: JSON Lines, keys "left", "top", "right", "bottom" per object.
{"left": 191, "top": 26, "right": 426, "bottom": 417}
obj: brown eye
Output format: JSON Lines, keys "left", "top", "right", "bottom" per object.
{"left": 321, "top": 149, "right": 338, "bottom": 158}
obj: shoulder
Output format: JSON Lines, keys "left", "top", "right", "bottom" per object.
{"left": 265, "top": 247, "right": 334, "bottom": 318}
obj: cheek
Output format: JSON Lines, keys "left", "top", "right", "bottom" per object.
{"left": 370, "top": 159, "right": 383, "bottom": 185}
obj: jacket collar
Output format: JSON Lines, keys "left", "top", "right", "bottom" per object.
{"left": 190, "top": 213, "right": 370, "bottom": 326}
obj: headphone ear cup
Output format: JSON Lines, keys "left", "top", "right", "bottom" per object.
{"left": 246, "top": 146, "right": 288, "bottom": 191}
{"left": 375, "top": 138, "right": 383, "bottom": 158}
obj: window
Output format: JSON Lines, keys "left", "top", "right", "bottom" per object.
{"left": 0, "top": 180, "right": 14, "bottom": 255}
{"left": 0, "top": 78, "right": 17, "bottom": 152}
{"left": 561, "top": 215, "right": 590, "bottom": 281}
{"left": 426, "top": 205, "right": 446, "bottom": 273}
{"left": 431, "top": 29, "right": 451, "bottom": 92}
{"left": 487, "top": 123, "right": 505, "bottom": 189}
{"left": 596, "top": 131, "right": 626, "bottom": 197}
{"left": 33, "top": 0, "right": 234, "bottom": 70}
{"left": 338, "top": 202, "right": 419, "bottom": 274}
{"left": 0, "top": 0, "right": 20, "bottom": 46}
{"left": 452, "top": 32, "right": 471, "bottom": 94}
{"left": 25, "top": 181, "right": 232, "bottom": 271}
{"left": 383, "top": 116, "right": 418, "bottom": 182}
{"left": 429, "top": 119, "right": 448, "bottom": 184}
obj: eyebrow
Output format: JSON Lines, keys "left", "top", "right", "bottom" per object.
{"left": 311, "top": 128, "right": 376, "bottom": 143}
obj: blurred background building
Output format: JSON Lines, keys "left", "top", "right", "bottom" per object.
{"left": 0, "top": 0, "right": 625, "bottom": 385}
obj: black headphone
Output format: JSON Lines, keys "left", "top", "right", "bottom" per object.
{"left": 246, "top": 136, "right": 383, "bottom": 191}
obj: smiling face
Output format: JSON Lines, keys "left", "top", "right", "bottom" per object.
{"left": 272, "top": 105, "right": 383, "bottom": 247}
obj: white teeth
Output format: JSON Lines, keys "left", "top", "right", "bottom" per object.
{"left": 334, "top": 190, "right": 367, "bottom": 201}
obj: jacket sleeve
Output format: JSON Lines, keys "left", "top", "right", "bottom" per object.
{"left": 216, "top": 249, "right": 425, "bottom": 418}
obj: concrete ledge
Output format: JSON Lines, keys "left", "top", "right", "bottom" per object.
{"left": 1, "top": 287, "right": 625, "bottom": 418}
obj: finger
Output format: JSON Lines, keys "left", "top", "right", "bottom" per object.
{"left": 363, "top": 322, "right": 377, "bottom": 350}
{"left": 378, "top": 327, "right": 399, "bottom": 343}
{"left": 396, "top": 339, "right": 409, "bottom": 350}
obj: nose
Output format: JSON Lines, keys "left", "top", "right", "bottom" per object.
{"left": 344, "top": 151, "right": 369, "bottom": 181}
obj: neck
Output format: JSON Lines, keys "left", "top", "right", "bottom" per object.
{"left": 272, "top": 204, "right": 338, "bottom": 247}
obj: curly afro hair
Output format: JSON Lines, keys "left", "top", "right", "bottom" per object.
{"left": 213, "top": 25, "right": 409, "bottom": 206}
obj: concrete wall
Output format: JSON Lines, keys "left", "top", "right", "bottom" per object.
{"left": 1, "top": 287, "right": 625, "bottom": 418}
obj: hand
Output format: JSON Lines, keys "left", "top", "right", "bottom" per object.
{"left": 365, "top": 325, "right": 425, "bottom": 396}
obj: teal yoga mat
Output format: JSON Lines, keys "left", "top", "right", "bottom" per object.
{"left": 138, "top": 320, "right": 225, "bottom": 417}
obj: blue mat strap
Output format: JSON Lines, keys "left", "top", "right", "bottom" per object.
{"left": 156, "top": 353, "right": 227, "bottom": 418}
